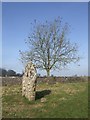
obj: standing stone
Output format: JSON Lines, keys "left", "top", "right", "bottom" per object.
{"left": 22, "top": 61, "right": 37, "bottom": 101}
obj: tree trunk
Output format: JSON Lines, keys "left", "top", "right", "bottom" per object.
{"left": 47, "top": 69, "right": 50, "bottom": 77}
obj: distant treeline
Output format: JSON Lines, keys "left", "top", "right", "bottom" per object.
{"left": 0, "top": 68, "right": 23, "bottom": 77}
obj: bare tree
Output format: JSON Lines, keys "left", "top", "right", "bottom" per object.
{"left": 19, "top": 17, "right": 79, "bottom": 76}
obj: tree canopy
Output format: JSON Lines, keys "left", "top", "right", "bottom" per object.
{"left": 0, "top": 68, "right": 7, "bottom": 77}
{"left": 7, "top": 70, "right": 16, "bottom": 76}
{"left": 20, "top": 17, "right": 79, "bottom": 76}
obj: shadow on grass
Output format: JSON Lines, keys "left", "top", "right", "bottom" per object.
{"left": 35, "top": 90, "right": 51, "bottom": 100}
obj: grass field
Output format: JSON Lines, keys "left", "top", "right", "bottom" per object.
{"left": 2, "top": 81, "right": 88, "bottom": 118}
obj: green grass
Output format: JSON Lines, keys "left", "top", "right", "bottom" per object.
{"left": 2, "top": 82, "right": 88, "bottom": 118}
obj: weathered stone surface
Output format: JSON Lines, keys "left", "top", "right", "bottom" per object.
{"left": 22, "top": 61, "right": 37, "bottom": 101}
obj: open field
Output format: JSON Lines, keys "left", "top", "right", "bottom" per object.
{"left": 2, "top": 80, "right": 88, "bottom": 118}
